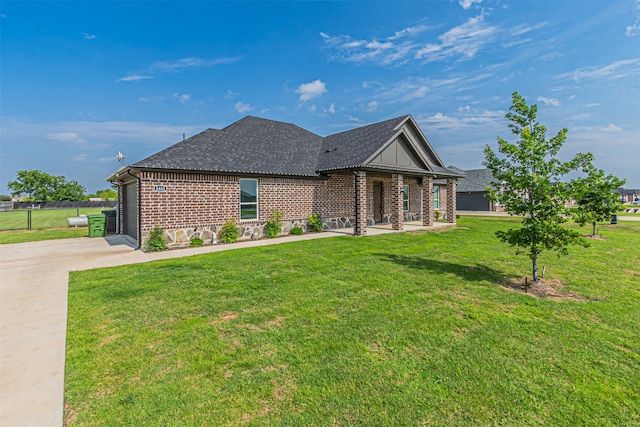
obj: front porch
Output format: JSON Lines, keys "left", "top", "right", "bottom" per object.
{"left": 352, "top": 171, "right": 458, "bottom": 236}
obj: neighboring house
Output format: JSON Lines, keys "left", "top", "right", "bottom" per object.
{"left": 451, "top": 167, "right": 500, "bottom": 211}
{"left": 613, "top": 188, "right": 639, "bottom": 203}
{"left": 107, "top": 115, "right": 462, "bottom": 248}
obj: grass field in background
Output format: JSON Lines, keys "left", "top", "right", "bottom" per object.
{"left": 65, "top": 217, "right": 640, "bottom": 426}
{"left": 0, "top": 228, "right": 92, "bottom": 244}
{"left": 0, "top": 208, "right": 110, "bottom": 231}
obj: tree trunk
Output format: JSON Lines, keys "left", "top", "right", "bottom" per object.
{"left": 532, "top": 254, "right": 539, "bottom": 282}
{"left": 592, "top": 221, "right": 597, "bottom": 236}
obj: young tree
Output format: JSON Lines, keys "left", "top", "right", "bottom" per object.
{"left": 571, "top": 164, "right": 626, "bottom": 236}
{"left": 483, "top": 92, "right": 592, "bottom": 282}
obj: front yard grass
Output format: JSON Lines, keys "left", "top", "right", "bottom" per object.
{"left": 65, "top": 217, "right": 640, "bottom": 426}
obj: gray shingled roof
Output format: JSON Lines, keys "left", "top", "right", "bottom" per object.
{"left": 133, "top": 116, "right": 324, "bottom": 176}
{"left": 455, "top": 168, "right": 495, "bottom": 192}
{"left": 130, "top": 115, "right": 461, "bottom": 178}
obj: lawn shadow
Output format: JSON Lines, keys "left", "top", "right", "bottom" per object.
{"left": 378, "top": 253, "right": 510, "bottom": 284}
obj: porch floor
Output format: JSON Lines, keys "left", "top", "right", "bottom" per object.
{"left": 327, "top": 220, "right": 455, "bottom": 236}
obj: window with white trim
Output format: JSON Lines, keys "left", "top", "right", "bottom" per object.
{"left": 240, "top": 179, "right": 258, "bottom": 220}
{"left": 403, "top": 184, "right": 409, "bottom": 211}
{"left": 434, "top": 186, "right": 440, "bottom": 209}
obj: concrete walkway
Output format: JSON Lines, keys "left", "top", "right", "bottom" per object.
{"left": 0, "top": 221, "right": 452, "bottom": 427}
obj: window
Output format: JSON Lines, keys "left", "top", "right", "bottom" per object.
{"left": 402, "top": 184, "right": 409, "bottom": 211}
{"left": 240, "top": 179, "right": 258, "bottom": 220}
{"left": 433, "top": 186, "right": 439, "bottom": 209}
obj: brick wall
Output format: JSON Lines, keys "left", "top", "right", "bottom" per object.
{"left": 137, "top": 171, "right": 365, "bottom": 236}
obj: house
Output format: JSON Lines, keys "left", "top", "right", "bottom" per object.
{"left": 452, "top": 167, "right": 500, "bottom": 211}
{"left": 613, "top": 188, "right": 639, "bottom": 203}
{"left": 107, "top": 115, "right": 463, "bottom": 248}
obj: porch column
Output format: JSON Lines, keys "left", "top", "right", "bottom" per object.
{"left": 446, "top": 177, "right": 457, "bottom": 224}
{"left": 391, "top": 174, "right": 404, "bottom": 230}
{"left": 422, "top": 177, "right": 434, "bottom": 226}
{"left": 354, "top": 171, "right": 367, "bottom": 236}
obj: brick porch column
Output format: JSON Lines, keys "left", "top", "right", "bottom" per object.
{"left": 422, "top": 177, "right": 434, "bottom": 226}
{"left": 391, "top": 174, "right": 404, "bottom": 230}
{"left": 446, "top": 177, "right": 457, "bottom": 224}
{"left": 354, "top": 171, "right": 367, "bottom": 236}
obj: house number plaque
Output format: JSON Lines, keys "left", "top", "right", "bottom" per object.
{"left": 153, "top": 186, "right": 168, "bottom": 191}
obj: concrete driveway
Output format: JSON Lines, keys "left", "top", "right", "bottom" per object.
{"left": 0, "top": 222, "right": 453, "bottom": 426}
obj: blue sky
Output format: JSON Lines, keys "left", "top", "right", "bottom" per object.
{"left": 1, "top": 0, "right": 639, "bottom": 194}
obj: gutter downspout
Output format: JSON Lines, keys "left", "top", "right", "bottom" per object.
{"left": 352, "top": 170, "right": 360, "bottom": 235}
{"left": 126, "top": 169, "right": 142, "bottom": 250}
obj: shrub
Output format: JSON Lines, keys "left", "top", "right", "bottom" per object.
{"left": 290, "top": 226, "right": 303, "bottom": 235}
{"left": 219, "top": 220, "right": 239, "bottom": 243}
{"left": 189, "top": 237, "right": 204, "bottom": 248}
{"left": 264, "top": 210, "right": 283, "bottom": 238}
{"left": 144, "top": 226, "right": 167, "bottom": 252}
{"left": 307, "top": 213, "right": 323, "bottom": 232}
{"left": 435, "top": 210, "right": 440, "bottom": 220}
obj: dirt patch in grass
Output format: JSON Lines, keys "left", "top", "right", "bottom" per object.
{"left": 581, "top": 234, "right": 607, "bottom": 240}
{"left": 503, "top": 277, "right": 587, "bottom": 301}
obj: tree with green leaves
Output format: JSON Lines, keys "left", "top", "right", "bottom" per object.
{"left": 483, "top": 92, "right": 593, "bottom": 282}
{"left": 7, "top": 169, "right": 86, "bottom": 201}
{"left": 571, "top": 164, "right": 626, "bottom": 236}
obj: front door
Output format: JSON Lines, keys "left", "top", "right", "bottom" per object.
{"left": 373, "top": 182, "right": 383, "bottom": 223}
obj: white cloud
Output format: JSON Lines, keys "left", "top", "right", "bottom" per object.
{"left": 225, "top": 90, "right": 238, "bottom": 99}
{"left": 585, "top": 103, "right": 600, "bottom": 108}
{"left": 416, "top": 108, "right": 505, "bottom": 132}
{"left": 45, "top": 132, "right": 85, "bottom": 144}
{"left": 325, "top": 102, "right": 336, "bottom": 114}
{"left": 558, "top": 59, "right": 640, "bottom": 82}
{"left": 347, "top": 115, "right": 364, "bottom": 123}
{"left": 403, "top": 86, "right": 428, "bottom": 101}
{"left": 150, "top": 56, "right": 242, "bottom": 73}
{"left": 117, "top": 74, "right": 153, "bottom": 82}
{"left": 83, "top": 33, "right": 96, "bottom": 40}
{"left": 415, "top": 14, "right": 497, "bottom": 62}
{"left": 601, "top": 123, "right": 623, "bottom": 132}
{"left": 118, "top": 56, "right": 242, "bottom": 82}
{"left": 234, "top": 102, "right": 253, "bottom": 113}
{"left": 459, "top": 0, "right": 482, "bottom": 10}
{"left": 296, "top": 79, "right": 327, "bottom": 101}
{"left": 366, "top": 101, "right": 378, "bottom": 112}
{"left": 321, "top": 25, "right": 429, "bottom": 66}
{"left": 173, "top": 93, "right": 191, "bottom": 103}
{"left": 537, "top": 96, "right": 561, "bottom": 107}
{"left": 71, "top": 154, "right": 87, "bottom": 161}
{"left": 626, "top": 2, "right": 640, "bottom": 37}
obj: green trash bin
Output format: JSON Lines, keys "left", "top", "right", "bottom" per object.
{"left": 88, "top": 214, "right": 106, "bottom": 237}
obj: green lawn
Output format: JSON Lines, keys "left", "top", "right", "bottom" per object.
{"left": 65, "top": 217, "right": 640, "bottom": 426}
{"left": 0, "top": 208, "right": 110, "bottom": 230}
{"left": 0, "top": 208, "right": 112, "bottom": 244}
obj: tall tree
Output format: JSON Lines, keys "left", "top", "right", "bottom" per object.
{"left": 483, "top": 92, "right": 592, "bottom": 282}
{"left": 7, "top": 169, "right": 86, "bottom": 201}
{"left": 571, "top": 164, "right": 626, "bottom": 236}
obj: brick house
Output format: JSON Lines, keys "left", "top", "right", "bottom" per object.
{"left": 107, "top": 115, "right": 462, "bottom": 248}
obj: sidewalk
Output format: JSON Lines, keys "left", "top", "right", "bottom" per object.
{"left": 0, "top": 221, "right": 452, "bottom": 427}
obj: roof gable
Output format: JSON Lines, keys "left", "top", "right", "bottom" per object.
{"left": 369, "top": 135, "right": 426, "bottom": 169}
